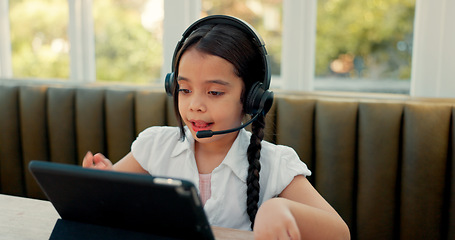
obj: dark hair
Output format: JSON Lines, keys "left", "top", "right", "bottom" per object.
{"left": 172, "top": 23, "right": 266, "bottom": 229}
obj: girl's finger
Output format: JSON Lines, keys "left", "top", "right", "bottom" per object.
{"left": 93, "top": 153, "right": 113, "bottom": 169}
{"left": 82, "top": 151, "right": 94, "bottom": 168}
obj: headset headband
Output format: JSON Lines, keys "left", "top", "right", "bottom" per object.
{"left": 171, "top": 15, "right": 271, "bottom": 90}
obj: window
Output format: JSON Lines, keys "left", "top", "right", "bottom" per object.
{"left": 201, "top": 0, "right": 283, "bottom": 76}
{"left": 3, "top": 0, "right": 452, "bottom": 97}
{"left": 314, "top": 0, "right": 416, "bottom": 94}
{"left": 92, "top": 0, "right": 163, "bottom": 83}
{"left": 9, "top": 0, "right": 70, "bottom": 79}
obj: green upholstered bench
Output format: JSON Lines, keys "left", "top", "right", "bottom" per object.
{"left": 1, "top": 80, "right": 454, "bottom": 240}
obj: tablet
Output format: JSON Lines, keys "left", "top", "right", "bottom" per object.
{"left": 29, "top": 160, "right": 215, "bottom": 240}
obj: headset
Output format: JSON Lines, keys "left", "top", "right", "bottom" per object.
{"left": 164, "top": 15, "right": 274, "bottom": 138}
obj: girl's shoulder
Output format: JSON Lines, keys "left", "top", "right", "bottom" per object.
{"left": 257, "top": 140, "right": 312, "bottom": 199}
{"left": 137, "top": 126, "right": 181, "bottom": 140}
{"left": 133, "top": 126, "right": 184, "bottom": 153}
{"left": 132, "top": 126, "right": 186, "bottom": 173}
{"left": 260, "top": 140, "right": 311, "bottom": 175}
{"left": 261, "top": 140, "right": 299, "bottom": 160}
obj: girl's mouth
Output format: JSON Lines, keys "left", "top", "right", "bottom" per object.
{"left": 190, "top": 120, "right": 213, "bottom": 132}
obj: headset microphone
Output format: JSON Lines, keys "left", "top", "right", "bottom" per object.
{"left": 196, "top": 80, "right": 274, "bottom": 139}
{"left": 196, "top": 112, "right": 260, "bottom": 138}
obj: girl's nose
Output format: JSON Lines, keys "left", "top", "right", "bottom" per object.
{"left": 189, "top": 95, "right": 207, "bottom": 112}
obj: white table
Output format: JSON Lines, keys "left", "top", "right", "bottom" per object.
{"left": 0, "top": 194, "right": 253, "bottom": 239}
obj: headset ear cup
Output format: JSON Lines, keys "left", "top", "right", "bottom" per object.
{"left": 165, "top": 72, "right": 175, "bottom": 96}
{"left": 245, "top": 82, "right": 274, "bottom": 116}
{"left": 261, "top": 90, "right": 274, "bottom": 115}
{"left": 245, "top": 82, "right": 260, "bottom": 115}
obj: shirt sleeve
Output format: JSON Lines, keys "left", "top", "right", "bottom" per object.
{"left": 131, "top": 126, "right": 180, "bottom": 173}
{"left": 131, "top": 126, "right": 158, "bottom": 172}
{"left": 274, "top": 145, "right": 312, "bottom": 197}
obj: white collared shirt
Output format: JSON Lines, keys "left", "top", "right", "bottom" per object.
{"left": 131, "top": 126, "right": 311, "bottom": 230}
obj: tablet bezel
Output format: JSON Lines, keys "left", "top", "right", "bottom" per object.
{"left": 29, "top": 160, "right": 214, "bottom": 240}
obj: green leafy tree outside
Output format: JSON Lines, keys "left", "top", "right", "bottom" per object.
{"left": 93, "top": 0, "right": 162, "bottom": 83}
{"left": 9, "top": 0, "right": 162, "bottom": 83}
{"left": 316, "top": 0, "right": 415, "bottom": 79}
{"left": 202, "top": 0, "right": 283, "bottom": 76}
{"left": 9, "top": 0, "right": 415, "bottom": 82}
{"left": 10, "top": 0, "right": 70, "bottom": 79}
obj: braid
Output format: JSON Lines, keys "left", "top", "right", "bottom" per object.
{"left": 246, "top": 114, "right": 265, "bottom": 230}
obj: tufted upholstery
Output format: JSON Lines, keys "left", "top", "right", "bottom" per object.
{"left": 0, "top": 80, "right": 454, "bottom": 240}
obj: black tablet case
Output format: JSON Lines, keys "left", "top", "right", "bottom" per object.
{"left": 29, "top": 161, "right": 215, "bottom": 240}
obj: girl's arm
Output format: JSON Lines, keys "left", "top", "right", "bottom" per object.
{"left": 82, "top": 151, "right": 148, "bottom": 174}
{"left": 254, "top": 175, "right": 350, "bottom": 240}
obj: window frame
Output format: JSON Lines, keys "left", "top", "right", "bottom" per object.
{"left": 1, "top": 0, "right": 454, "bottom": 98}
{"left": 0, "top": 0, "right": 12, "bottom": 78}
{"left": 68, "top": 0, "right": 96, "bottom": 82}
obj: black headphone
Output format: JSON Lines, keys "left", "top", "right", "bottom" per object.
{"left": 165, "top": 15, "right": 273, "bottom": 117}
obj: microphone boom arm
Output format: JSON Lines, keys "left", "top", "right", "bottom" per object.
{"left": 196, "top": 112, "right": 260, "bottom": 138}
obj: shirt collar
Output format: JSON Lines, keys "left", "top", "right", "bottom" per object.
{"left": 219, "top": 128, "right": 251, "bottom": 183}
{"left": 170, "top": 127, "right": 251, "bottom": 183}
{"left": 170, "top": 126, "right": 194, "bottom": 158}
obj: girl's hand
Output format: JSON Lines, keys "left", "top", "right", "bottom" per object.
{"left": 82, "top": 151, "right": 113, "bottom": 170}
{"left": 253, "top": 198, "right": 301, "bottom": 240}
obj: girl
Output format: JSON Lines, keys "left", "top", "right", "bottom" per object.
{"left": 83, "top": 15, "right": 350, "bottom": 239}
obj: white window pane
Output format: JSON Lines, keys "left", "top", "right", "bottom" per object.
{"left": 201, "top": 0, "right": 282, "bottom": 76}
{"left": 9, "top": 0, "right": 69, "bottom": 79}
{"left": 315, "top": 0, "right": 416, "bottom": 94}
{"left": 93, "top": 0, "right": 163, "bottom": 83}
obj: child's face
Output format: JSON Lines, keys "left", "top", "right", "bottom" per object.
{"left": 177, "top": 47, "right": 244, "bottom": 144}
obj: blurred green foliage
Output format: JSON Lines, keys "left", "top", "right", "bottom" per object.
{"left": 9, "top": 0, "right": 415, "bottom": 82}
{"left": 9, "top": 0, "right": 162, "bottom": 83}
{"left": 10, "top": 0, "right": 70, "bottom": 79}
{"left": 202, "top": 0, "right": 283, "bottom": 75}
{"left": 316, "top": 0, "right": 415, "bottom": 79}
{"left": 93, "top": 0, "right": 162, "bottom": 83}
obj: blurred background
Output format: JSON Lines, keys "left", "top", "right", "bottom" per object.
{"left": 1, "top": 0, "right": 419, "bottom": 94}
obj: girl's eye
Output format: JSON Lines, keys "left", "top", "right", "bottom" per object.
{"left": 178, "top": 89, "right": 191, "bottom": 94}
{"left": 208, "top": 91, "right": 224, "bottom": 96}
